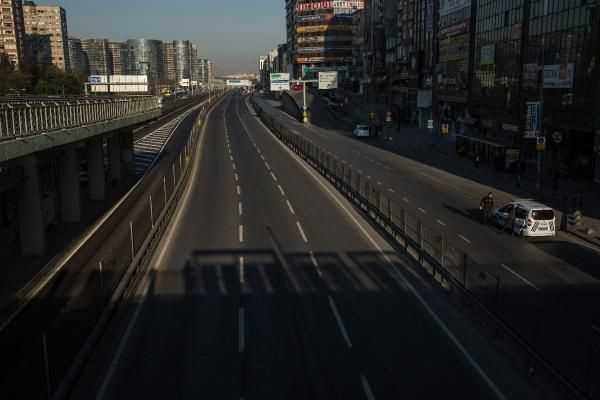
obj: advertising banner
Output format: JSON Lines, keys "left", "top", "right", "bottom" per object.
{"left": 439, "top": 0, "right": 471, "bottom": 17}
{"left": 318, "top": 71, "right": 339, "bottom": 90}
{"left": 297, "top": 35, "right": 353, "bottom": 43}
{"left": 296, "top": 13, "right": 354, "bottom": 22}
{"left": 296, "top": 1, "right": 332, "bottom": 11}
{"left": 297, "top": 25, "right": 353, "bottom": 33}
{"left": 480, "top": 44, "right": 495, "bottom": 65}
{"left": 270, "top": 73, "right": 290, "bottom": 91}
{"left": 297, "top": 56, "right": 349, "bottom": 63}
{"left": 439, "top": 34, "right": 469, "bottom": 62}
{"left": 332, "top": 1, "right": 364, "bottom": 8}
{"left": 439, "top": 20, "right": 469, "bottom": 38}
{"left": 524, "top": 101, "right": 541, "bottom": 137}
{"left": 543, "top": 64, "right": 575, "bottom": 89}
{"left": 297, "top": 47, "right": 353, "bottom": 54}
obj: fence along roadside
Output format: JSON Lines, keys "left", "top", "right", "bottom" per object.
{"left": 249, "top": 97, "right": 596, "bottom": 400}
{"left": 0, "top": 93, "right": 226, "bottom": 399}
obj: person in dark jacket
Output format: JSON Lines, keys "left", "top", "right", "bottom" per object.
{"left": 503, "top": 205, "right": 517, "bottom": 235}
{"left": 480, "top": 192, "right": 494, "bottom": 225}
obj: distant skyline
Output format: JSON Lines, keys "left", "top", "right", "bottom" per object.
{"left": 41, "top": 0, "right": 286, "bottom": 75}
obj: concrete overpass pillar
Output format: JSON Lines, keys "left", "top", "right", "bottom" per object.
{"left": 57, "top": 145, "right": 81, "bottom": 223}
{"left": 108, "top": 134, "right": 123, "bottom": 185}
{"left": 86, "top": 137, "right": 106, "bottom": 201}
{"left": 16, "top": 155, "right": 46, "bottom": 256}
{"left": 121, "top": 130, "right": 135, "bottom": 176}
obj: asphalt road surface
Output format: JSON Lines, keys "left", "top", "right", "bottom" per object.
{"left": 71, "top": 92, "right": 544, "bottom": 400}
{"left": 253, "top": 94, "right": 600, "bottom": 390}
{"left": 258, "top": 95, "right": 600, "bottom": 310}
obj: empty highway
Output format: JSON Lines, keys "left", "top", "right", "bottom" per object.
{"left": 71, "top": 92, "right": 543, "bottom": 399}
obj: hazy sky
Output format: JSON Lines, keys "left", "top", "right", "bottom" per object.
{"left": 42, "top": 0, "right": 286, "bottom": 75}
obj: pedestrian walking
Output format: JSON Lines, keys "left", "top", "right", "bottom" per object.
{"left": 480, "top": 192, "right": 494, "bottom": 226}
{"left": 474, "top": 152, "right": 481, "bottom": 168}
{"left": 503, "top": 205, "right": 517, "bottom": 235}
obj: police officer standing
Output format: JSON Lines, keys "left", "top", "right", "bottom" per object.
{"left": 480, "top": 192, "right": 494, "bottom": 226}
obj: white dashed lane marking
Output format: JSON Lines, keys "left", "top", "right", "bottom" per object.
{"left": 329, "top": 295, "right": 352, "bottom": 348}
{"left": 278, "top": 185, "right": 286, "bottom": 196}
{"left": 437, "top": 219, "right": 446, "bottom": 226}
{"left": 237, "top": 186, "right": 241, "bottom": 195}
{"left": 418, "top": 208, "right": 427, "bottom": 214}
{"left": 270, "top": 172, "right": 278, "bottom": 181}
{"left": 459, "top": 234, "right": 471, "bottom": 244}
{"left": 388, "top": 188, "right": 395, "bottom": 193}
{"left": 239, "top": 225, "right": 244, "bottom": 243}
{"left": 309, "top": 251, "right": 322, "bottom": 277}
{"left": 362, "top": 375, "right": 376, "bottom": 400}
{"left": 286, "top": 200, "right": 295, "bottom": 215}
{"left": 296, "top": 221, "right": 308, "bottom": 242}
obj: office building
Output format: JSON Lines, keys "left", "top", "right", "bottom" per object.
{"left": 162, "top": 41, "right": 176, "bottom": 83}
{"left": 22, "top": 1, "right": 69, "bottom": 70}
{"left": 173, "top": 39, "right": 192, "bottom": 84}
{"left": 68, "top": 36, "right": 87, "bottom": 75}
{"left": 0, "top": 0, "right": 25, "bottom": 69}
{"left": 108, "top": 41, "right": 122, "bottom": 75}
{"left": 293, "top": 0, "right": 363, "bottom": 82}
{"left": 81, "top": 38, "right": 113, "bottom": 75}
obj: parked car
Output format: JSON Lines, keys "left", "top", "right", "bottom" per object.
{"left": 492, "top": 199, "right": 556, "bottom": 237}
{"left": 352, "top": 124, "right": 370, "bottom": 138}
{"left": 292, "top": 84, "right": 304, "bottom": 91}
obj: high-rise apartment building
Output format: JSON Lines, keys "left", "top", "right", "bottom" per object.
{"left": 0, "top": 0, "right": 25, "bottom": 68}
{"left": 206, "top": 59, "right": 214, "bottom": 87}
{"left": 22, "top": 1, "right": 69, "bottom": 70}
{"left": 173, "top": 40, "right": 192, "bottom": 84}
{"left": 81, "top": 38, "right": 113, "bottom": 75}
{"left": 67, "top": 36, "right": 87, "bottom": 75}
{"left": 162, "top": 41, "right": 176, "bottom": 83}
{"left": 108, "top": 41, "right": 122, "bottom": 75}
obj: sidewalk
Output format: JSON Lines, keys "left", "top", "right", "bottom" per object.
{"left": 316, "top": 93, "right": 600, "bottom": 247}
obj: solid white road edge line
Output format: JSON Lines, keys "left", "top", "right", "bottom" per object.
{"left": 245, "top": 99, "right": 507, "bottom": 400}
{"left": 500, "top": 264, "right": 541, "bottom": 292}
{"left": 96, "top": 95, "right": 220, "bottom": 399}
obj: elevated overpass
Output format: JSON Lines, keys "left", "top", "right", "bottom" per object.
{"left": 0, "top": 93, "right": 209, "bottom": 255}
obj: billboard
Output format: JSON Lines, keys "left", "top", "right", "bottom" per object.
{"left": 226, "top": 79, "right": 252, "bottom": 87}
{"left": 297, "top": 25, "right": 353, "bottom": 33}
{"left": 543, "top": 64, "right": 575, "bottom": 89}
{"left": 295, "top": 1, "right": 363, "bottom": 11}
{"left": 480, "top": 44, "right": 495, "bottom": 65}
{"left": 318, "top": 71, "right": 338, "bottom": 90}
{"left": 270, "top": 73, "right": 290, "bottom": 91}
{"left": 90, "top": 75, "right": 149, "bottom": 93}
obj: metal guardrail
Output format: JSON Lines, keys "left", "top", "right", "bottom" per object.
{"left": 0, "top": 94, "right": 226, "bottom": 399}
{"left": 250, "top": 97, "right": 597, "bottom": 400}
{"left": 0, "top": 96, "right": 160, "bottom": 140}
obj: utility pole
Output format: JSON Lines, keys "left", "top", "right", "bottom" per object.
{"left": 432, "top": 0, "right": 440, "bottom": 135}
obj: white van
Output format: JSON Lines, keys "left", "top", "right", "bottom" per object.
{"left": 353, "top": 124, "right": 370, "bottom": 137}
{"left": 493, "top": 199, "right": 556, "bottom": 237}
